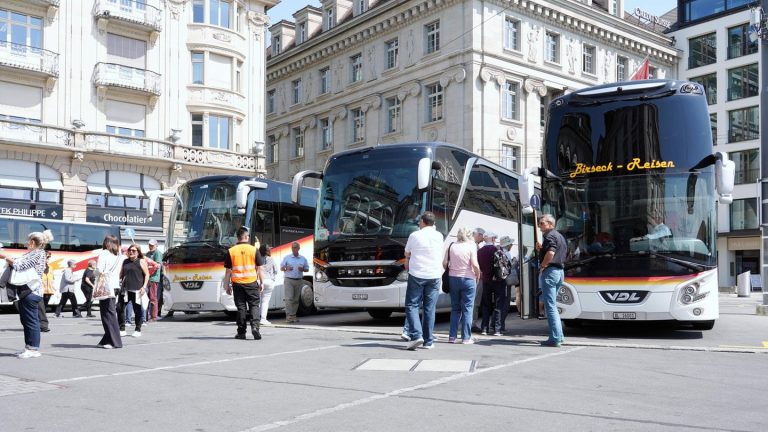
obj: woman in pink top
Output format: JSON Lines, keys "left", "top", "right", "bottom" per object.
{"left": 443, "top": 227, "right": 481, "bottom": 343}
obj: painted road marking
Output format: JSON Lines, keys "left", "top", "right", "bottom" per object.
{"left": 356, "top": 359, "right": 418, "bottom": 371}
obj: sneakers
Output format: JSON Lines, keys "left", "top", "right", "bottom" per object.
{"left": 41, "top": 328, "right": 50, "bottom": 333}
{"left": 406, "top": 337, "right": 424, "bottom": 351}
{"left": 420, "top": 344, "right": 434, "bottom": 350}
{"left": 400, "top": 333, "right": 410, "bottom": 341}
{"left": 462, "top": 338, "right": 475, "bottom": 345}
{"left": 481, "top": 330, "right": 488, "bottom": 336}
{"left": 132, "top": 331, "right": 142, "bottom": 338}
{"left": 234, "top": 333, "right": 246, "bottom": 340}
{"left": 540, "top": 340, "right": 561, "bottom": 347}
{"left": 18, "top": 349, "right": 41, "bottom": 359}
{"left": 252, "top": 330, "right": 262, "bottom": 340}
{"left": 493, "top": 332, "right": 502, "bottom": 337}
{"left": 259, "top": 320, "right": 272, "bottom": 326}
{"left": 119, "top": 330, "right": 127, "bottom": 337}
{"left": 448, "top": 337, "right": 456, "bottom": 343}
{"left": 286, "top": 316, "right": 299, "bottom": 323}
{"left": 97, "top": 344, "right": 114, "bottom": 349}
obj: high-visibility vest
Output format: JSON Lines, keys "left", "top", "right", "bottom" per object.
{"left": 228, "top": 243, "right": 258, "bottom": 284}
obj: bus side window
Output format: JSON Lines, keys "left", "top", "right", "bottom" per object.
{"left": 0, "top": 219, "right": 15, "bottom": 247}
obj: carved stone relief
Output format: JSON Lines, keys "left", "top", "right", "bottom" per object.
{"left": 527, "top": 25, "right": 540, "bottom": 63}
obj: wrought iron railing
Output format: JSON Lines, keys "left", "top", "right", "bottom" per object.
{"left": 92, "top": 62, "right": 162, "bottom": 95}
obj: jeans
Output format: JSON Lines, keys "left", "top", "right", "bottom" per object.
{"left": 19, "top": 293, "right": 42, "bottom": 349}
{"left": 233, "top": 282, "right": 260, "bottom": 334}
{"left": 539, "top": 267, "right": 564, "bottom": 343}
{"left": 404, "top": 275, "right": 440, "bottom": 346}
{"left": 448, "top": 276, "right": 476, "bottom": 340}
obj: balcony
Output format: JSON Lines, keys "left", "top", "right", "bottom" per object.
{"left": 176, "top": 145, "right": 257, "bottom": 171}
{"left": 187, "top": 86, "right": 247, "bottom": 117}
{"left": 84, "top": 133, "right": 173, "bottom": 159}
{"left": 93, "top": 0, "right": 162, "bottom": 33}
{"left": 0, "top": 119, "right": 73, "bottom": 148}
{"left": 92, "top": 62, "right": 161, "bottom": 97}
{"left": 0, "top": 42, "right": 59, "bottom": 77}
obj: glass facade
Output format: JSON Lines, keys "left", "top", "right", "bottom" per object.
{"left": 680, "top": 0, "right": 751, "bottom": 24}
{"left": 688, "top": 33, "right": 717, "bottom": 69}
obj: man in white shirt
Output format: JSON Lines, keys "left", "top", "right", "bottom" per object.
{"left": 403, "top": 211, "right": 444, "bottom": 350}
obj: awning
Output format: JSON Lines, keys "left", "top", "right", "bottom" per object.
{"left": 0, "top": 160, "right": 62, "bottom": 189}
{"left": 109, "top": 171, "right": 144, "bottom": 197}
{"left": 0, "top": 176, "right": 38, "bottom": 189}
{"left": 87, "top": 171, "right": 110, "bottom": 194}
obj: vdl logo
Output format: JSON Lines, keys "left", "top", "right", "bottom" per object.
{"left": 599, "top": 291, "right": 648, "bottom": 304}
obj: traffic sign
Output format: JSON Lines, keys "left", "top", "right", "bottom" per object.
{"left": 529, "top": 194, "right": 541, "bottom": 210}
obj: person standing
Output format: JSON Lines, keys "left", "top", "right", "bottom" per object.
{"left": 118, "top": 244, "right": 149, "bottom": 338}
{"left": 536, "top": 214, "right": 567, "bottom": 347}
{"left": 55, "top": 259, "right": 80, "bottom": 318}
{"left": 444, "top": 227, "right": 481, "bottom": 344}
{"left": 2, "top": 230, "right": 53, "bottom": 358}
{"left": 404, "top": 212, "right": 444, "bottom": 350}
{"left": 223, "top": 227, "right": 264, "bottom": 340}
{"left": 144, "top": 239, "right": 162, "bottom": 322}
{"left": 281, "top": 242, "right": 308, "bottom": 323}
{"left": 80, "top": 260, "right": 96, "bottom": 317}
{"left": 95, "top": 235, "right": 123, "bottom": 349}
{"left": 39, "top": 251, "right": 53, "bottom": 332}
{"left": 477, "top": 232, "right": 506, "bottom": 336}
{"left": 499, "top": 236, "right": 519, "bottom": 332}
{"left": 258, "top": 244, "right": 278, "bottom": 326}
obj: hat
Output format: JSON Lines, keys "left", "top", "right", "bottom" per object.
{"left": 148, "top": 239, "right": 158, "bottom": 246}
{"left": 499, "top": 236, "right": 515, "bottom": 247}
{"left": 484, "top": 231, "right": 497, "bottom": 239}
{"left": 473, "top": 227, "right": 486, "bottom": 235}
{"left": 67, "top": 259, "right": 77, "bottom": 267}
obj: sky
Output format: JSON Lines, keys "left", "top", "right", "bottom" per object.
{"left": 266, "top": 0, "right": 677, "bottom": 26}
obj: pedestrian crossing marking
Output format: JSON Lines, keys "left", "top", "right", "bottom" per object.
{"left": 354, "top": 359, "right": 475, "bottom": 372}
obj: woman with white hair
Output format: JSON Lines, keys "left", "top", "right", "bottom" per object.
{"left": 0, "top": 230, "right": 54, "bottom": 358}
{"left": 443, "top": 227, "right": 481, "bottom": 344}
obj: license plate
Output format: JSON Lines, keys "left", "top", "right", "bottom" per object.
{"left": 613, "top": 312, "right": 636, "bottom": 320}
{"left": 352, "top": 294, "right": 368, "bottom": 300}
{"left": 188, "top": 303, "right": 203, "bottom": 309}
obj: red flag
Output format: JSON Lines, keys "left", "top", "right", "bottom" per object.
{"left": 629, "top": 57, "right": 650, "bottom": 80}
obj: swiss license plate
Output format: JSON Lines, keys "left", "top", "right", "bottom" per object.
{"left": 613, "top": 312, "right": 636, "bottom": 320}
{"left": 352, "top": 294, "right": 368, "bottom": 300}
{"left": 188, "top": 303, "right": 203, "bottom": 309}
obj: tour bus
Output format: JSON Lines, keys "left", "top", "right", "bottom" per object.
{"left": 519, "top": 80, "right": 735, "bottom": 330}
{"left": 148, "top": 176, "right": 317, "bottom": 315}
{"left": 0, "top": 216, "right": 121, "bottom": 309}
{"left": 291, "top": 142, "right": 538, "bottom": 319}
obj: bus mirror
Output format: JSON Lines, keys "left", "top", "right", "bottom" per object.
{"left": 291, "top": 170, "right": 323, "bottom": 204}
{"left": 715, "top": 152, "right": 735, "bottom": 204}
{"left": 147, "top": 190, "right": 180, "bottom": 216}
{"left": 417, "top": 158, "right": 432, "bottom": 190}
{"left": 519, "top": 167, "right": 538, "bottom": 213}
{"left": 236, "top": 180, "right": 268, "bottom": 212}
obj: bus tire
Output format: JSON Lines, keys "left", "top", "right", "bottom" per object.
{"left": 297, "top": 281, "right": 316, "bottom": 316}
{"left": 368, "top": 309, "right": 393, "bottom": 320}
{"left": 691, "top": 320, "right": 715, "bottom": 330}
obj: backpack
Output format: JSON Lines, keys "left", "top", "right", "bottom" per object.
{"left": 492, "top": 246, "right": 512, "bottom": 282}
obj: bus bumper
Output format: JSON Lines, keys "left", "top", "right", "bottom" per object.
{"left": 314, "top": 279, "right": 452, "bottom": 310}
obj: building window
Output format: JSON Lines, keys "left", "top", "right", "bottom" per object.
{"left": 730, "top": 198, "right": 758, "bottom": 231}
{"left": 267, "top": 89, "right": 275, "bottom": 113}
{"left": 690, "top": 73, "right": 717, "bottom": 105}
{"left": 710, "top": 113, "right": 717, "bottom": 146}
{"left": 267, "top": 135, "right": 277, "bottom": 164}
{"left": 688, "top": 33, "right": 716, "bottom": 69}
{"left": 191, "top": 52, "right": 204, "bottom": 84}
{"left": 292, "top": 79, "right": 301, "bottom": 105}
{"left": 107, "top": 33, "right": 147, "bottom": 69}
{"left": 504, "top": 17, "right": 521, "bottom": 51}
{"left": 0, "top": 9, "right": 42, "bottom": 50}
{"left": 728, "top": 23, "right": 758, "bottom": 59}
{"left": 351, "top": 108, "right": 365, "bottom": 142}
{"left": 0, "top": 81, "right": 43, "bottom": 123}
{"left": 320, "top": 68, "right": 330, "bottom": 94}
{"left": 272, "top": 35, "right": 281, "bottom": 55}
{"left": 728, "top": 63, "right": 758, "bottom": 101}
{"left": 681, "top": 0, "right": 753, "bottom": 23}
{"left": 501, "top": 144, "right": 520, "bottom": 173}
{"left": 191, "top": 114, "right": 203, "bottom": 146}
{"left": 545, "top": 31, "right": 560, "bottom": 63}
{"left": 320, "top": 118, "right": 332, "bottom": 150}
{"left": 386, "top": 97, "right": 400, "bottom": 133}
{"left": 728, "top": 106, "right": 759, "bottom": 143}
{"left": 501, "top": 81, "right": 519, "bottom": 121}
{"left": 193, "top": 0, "right": 204, "bottom": 23}
{"left": 106, "top": 125, "right": 145, "bottom": 138}
{"left": 292, "top": 127, "right": 304, "bottom": 158}
{"left": 210, "top": 0, "right": 231, "bottom": 28}
{"left": 350, "top": 54, "right": 362, "bottom": 83}
{"left": 208, "top": 115, "right": 231, "bottom": 149}
{"left": 730, "top": 149, "right": 759, "bottom": 185}
{"left": 325, "top": 8, "right": 334, "bottom": 31}
{"left": 616, "top": 56, "right": 628, "bottom": 81}
{"left": 425, "top": 20, "right": 440, "bottom": 54}
{"left": 582, "top": 44, "right": 595, "bottom": 74}
{"left": 297, "top": 22, "right": 306, "bottom": 44}
{"left": 425, "top": 83, "right": 443, "bottom": 123}
{"left": 355, "top": 0, "right": 367, "bottom": 15}
{"left": 385, "top": 38, "right": 399, "bottom": 70}
{"left": 648, "top": 66, "right": 657, "bottom": 79}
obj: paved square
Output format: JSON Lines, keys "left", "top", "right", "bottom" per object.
{"left": 0, "top": 374, "right": 60, "bottom": 397}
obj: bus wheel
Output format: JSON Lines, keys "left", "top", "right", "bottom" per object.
{"left": 297, "top": 281, "right": 316, "bottom": 316}
{"left": 691, "top": 320, "right": 715, "bottom": 330}
{"left": 368, "top": 309, "right": 393, "bottom": 320}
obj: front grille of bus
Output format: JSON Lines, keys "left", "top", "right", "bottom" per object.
{"left": 326, "top": 266, "right": 401, "bottom": 287}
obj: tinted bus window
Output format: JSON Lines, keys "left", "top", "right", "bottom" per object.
{"left": 0, "top": 219, "right": 14, "bottom": 246}
{"left": 16, "top": 221, "right": 66, "bottom": 251}
{"left": 70, "top": 225, "right": 119, "bottom": 252}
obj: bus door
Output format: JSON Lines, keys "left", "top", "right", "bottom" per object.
{"left": 253, "top": 209, "right": 275, "bottom": 249}
{"left": 518, "top": 210, "right": 538, "bottom": 319}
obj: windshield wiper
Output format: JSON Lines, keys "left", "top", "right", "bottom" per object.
{"left": 564, "top": 256, "right": 598, "bottom": 269}
{"left": 650, "top": 252, "right": 707, "bottom": 273}
{"left": 179, "top": 241, "right": 227, "bottom": 249}
{"left": 570, "top": 89, "right": 676, "bottom": 107}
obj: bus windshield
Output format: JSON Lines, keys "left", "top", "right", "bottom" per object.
{"left": 317, "top": 147, "right": 429, "bottom": 241}
{"left": 171, "top": 181, "right": 250, "bottom": 248}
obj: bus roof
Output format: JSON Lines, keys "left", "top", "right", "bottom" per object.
{"left": 183, "top": 175, "right": 317, "bottom": 206}
{"left": 327, "top": 141, "right": 468, "bottom": 160}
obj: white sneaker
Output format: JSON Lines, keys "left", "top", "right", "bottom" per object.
{"left": 132, "top": 331, "right": 142, "bottom": 338}
{"left": 97, "top": 344, "right": 114, "bottom": 349}
{"left": 400, "top": 333, "right": 410, "bottom": 341}
{"left": 406, "top": 338, "right": 424, "bottom": 351}
{"left": 119, "top": 330, "right": 127, "bottom": 337}
{"left": 18, "top": 349, "right": 41, "bottom": 359}
{"left": 259, "top": 320, "right": 271, "bottom": 326}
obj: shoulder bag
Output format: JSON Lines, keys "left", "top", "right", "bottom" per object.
{"left": 441, "top": 242, "right": 454, "bottom": 293}
{"left": 93, "top": 255, "right": 121, "bottom": 300}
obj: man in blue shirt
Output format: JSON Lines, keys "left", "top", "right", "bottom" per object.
{"left": 280, "top": 242, "right": 309, "bottom": 323}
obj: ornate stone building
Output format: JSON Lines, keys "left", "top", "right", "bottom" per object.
{"left": 265, "top": 0, "right": 678, "bottom": 183}
{"left": 0, "top": 0, "right": 274, "bottom": 243}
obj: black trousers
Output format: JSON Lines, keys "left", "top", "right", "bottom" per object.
{"left": 117, "top": 291, "right": 142, "bottom": 331}
{"left": 98, "top": 298, "right": 122, "bottom": 348}
{"left": 80, "top": 287, "right": 93, "bottom": 315}
{"left": 38, "top": 295, "right": 49, "bottom": 331}
{"left": 480, "top": 280, "right": 507, "bottom": 333}
{"left": 233, "top": 282, "right": 260, "bottom": 334}
{"left": 56, "top": 292, "right": 80, "bottom": 316}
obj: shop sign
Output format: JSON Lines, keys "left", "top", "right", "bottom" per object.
{"left": 87, "top": 208, "right": 162, "bottom": 228}
{"left": 0, "top": 201, "right": 63, "bottom": 219}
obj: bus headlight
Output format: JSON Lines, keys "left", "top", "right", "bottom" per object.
{"left": 396, "top": 270, "right": 408, "bottom": 282}
{"left": 679, "top": 282, "right": 708, "bottom": 305}
{"left": 556, "top": 286, "right": 574, "bottom": 305}
{"left": 315, "top": 270, "right": 328, "bottom": 283}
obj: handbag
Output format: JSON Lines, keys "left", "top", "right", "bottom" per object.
{"left": 441, "top": 242, "right": 454, "bottom": 294}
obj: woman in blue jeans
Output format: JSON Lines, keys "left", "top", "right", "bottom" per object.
{"left": 443, "top": 227, "right": 481, "bottom": 344}
{"left": 1, "top": 230, "right": 53, "bottom": 359}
